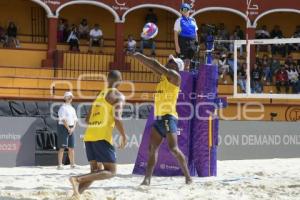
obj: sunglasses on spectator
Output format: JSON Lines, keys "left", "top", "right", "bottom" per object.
{"left": 181, "top": 8, "right": 190, "bottom": 12}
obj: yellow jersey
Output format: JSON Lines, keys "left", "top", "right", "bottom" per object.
{"left": 154, "top": 75, "right": 179, "bottom": 118}
{"left": 84, "top": 88, "right": 116, "bottom": 144}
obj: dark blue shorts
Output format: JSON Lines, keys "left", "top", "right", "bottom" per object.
{"left": 153, "top": 114, "right": 178, "bottom": 138}
{"left": 57, "top": 124, "right": 75, "bottom": 149}
{"left": 85, "top": 140, "right": 116, "bottom": 163}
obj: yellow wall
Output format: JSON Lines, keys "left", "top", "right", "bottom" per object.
{"left": 0, "top": 49, "right": 46, "bottom": 68}
{"left": 195, "top": 11, "right": 246, "bottom": 35}
{"left": 124, "top": 9, "right": 177, "bottom": 41}
{"left": 60, "top": 4, "right": 115, "bottom": 39}
{"left": 0, "top": 0, "right": 46, "bottom": 35}
{"left": 257, "top": 13, "right": 300, "bottom": 37}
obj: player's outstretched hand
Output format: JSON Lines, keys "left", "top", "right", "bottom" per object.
{"left": 118, "top": 134, "right": 127, "bottom": 149}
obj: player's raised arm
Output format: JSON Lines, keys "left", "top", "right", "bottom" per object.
{"left": 132, "top": 52, "right": 183, "bottom": 86}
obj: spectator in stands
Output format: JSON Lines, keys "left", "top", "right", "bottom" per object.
{"left": 145, "top": 8, "right": 158, "bottom": 24}
{"left": 199, "top": 24, "right": 207, "bottom": 43}
{"left": 215, "top": 23, "right": 229, "bottom": 51}
{"left": 218, "top": 23, "right": 229, "bottom": 40}
{"left": 215, "top": 24, "right": 230, "bottom": 52}
{"left": 297, "top": 61, "right": 300, "bottom": 93}
{"left": 256, "top": 25, "right": 271, "bottom": 54}
{"left": 218, "top": 53, "right": 230, "bottom": 84}
{"left": 212, "top": 52, "right": 220, "bottom": 66}
{"left": 261, "top": 55, "right": 269, "bottom": 65}
{"left": 174, "top": 3, "right": 199, "bottom": 71}
{"left": 285, "top": 55, "right": 294, "bottom": 67}
{"left": 233, "top": 25, "right": 244, "bottom": 56}
{"left": 270, "top": 25, "right": 283, "bottom": 38}
{"left": 229, "top": 31, "right": 243, "bottom": 55}
{"left": 275, "top": 65, "right": 289, "bottom": 93}
{"left": 125, "top": 35, "right": 136, "bottom": 54}
{"left": 214, "top": 30, "right": 225, "bottom": 52}
{"left": 67, "top": 25, "right": 80, "bottom": 51}
{"left": 0, "top": 26, "right": 6, "bottom": 45}
{"left": 234, "top": 25, "right": 244, "bottom": 40}
{"left": 256, "top": 25, "right": 270, "bottom": 39}
{"left": 227, "top": 53, "right": 234, "bottom": 81}
{"left": 140, "top": 37, "right": 156, "bottom": 56}
{"left": 251, "top": 63, "right": 263, "bottom": 93}
{"left": 57, "top": 19, "right": 65, "bottom": 43}
{"left": 270, "top": 25, "right": 286, "bottom": 57}
{"left": 270, "top": 57, "right": 281, "bottom": 76}
{"left": 261, "top": 55, "right": 272, "bottom": 85}
{"left": 89, "top": 24, "right": 104, "bottom": 49}
{"left": 63, "top": 19, "right": 70, "bottom": 42}
{"left": 288, "top": 25, "right": 300, "bottom": 54}
{"left": 57, "top": 91, "right": 78, "bottom": 170}
{"left": 293, "top": 25, "right": 300, "bottom": 37}
{"left": 6, "top": 22, "right": 20, "bottom": 48}
{"left": 78, "top": 19, "right": 89, "bottom": 39}
{"left": 139, "top": 8, "right": 158, "bottom": 57}
{"left": 287, "top": 63, "right": 299, "bottom": 93}
{"left": 238, "top": 63, "right": 247, "bottom": 93}
{"left": 206, "top": 23, "right": 217, "bottom": 36}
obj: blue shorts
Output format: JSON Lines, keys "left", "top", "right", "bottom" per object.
{"left": 57, "top": 124, "right": 75, "bottom": 149}
{"left": 85, "top": 140, "right": 116, "bottom": 163}
{"left": 153, "top": 114, "right": 178, "bottom": 138}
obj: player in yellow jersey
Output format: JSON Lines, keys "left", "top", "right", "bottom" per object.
{"left": 132, "top": 52, "right": 192, "bottom": 185}
{"left": 69, "top": 70, "right": 127, "bottom": 199}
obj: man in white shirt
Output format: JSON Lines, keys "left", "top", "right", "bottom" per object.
{"left": 57, "top": 91, "right": 78, "bottom": 170}
{"left": 256, "top": 25, "right": 271, "bottom": 53}
{"left": 256, "top": 25, "right": 270, "bottom": 39}
{"left": 287, "top": 65, "right": 299, "bottom": 93}
{"left": 89, "top": 24, "right": 103, "bottom": 48}
{"left": 125, "top": 35, "right": 136, "bottom": 54}
{"left": 218, "top": 53, "right": 229, "bottom": 84}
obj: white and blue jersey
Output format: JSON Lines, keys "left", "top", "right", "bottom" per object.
{"left": 174, "top": 16, "right": 198, "bottom": 39}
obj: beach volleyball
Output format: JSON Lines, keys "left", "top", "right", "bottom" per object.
{"left": 141, "top": 22, "right": 158, "bottom": 40}
{"left": 1, "top": 1, "right": 300, "bottom": 200}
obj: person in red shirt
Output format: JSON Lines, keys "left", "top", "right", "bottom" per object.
{"left": 275, "top": 65, "right": 289, "bottom": 93}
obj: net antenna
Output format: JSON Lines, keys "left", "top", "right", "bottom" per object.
{"left": 233, "top": 38, "right": 300, "bottom": 99}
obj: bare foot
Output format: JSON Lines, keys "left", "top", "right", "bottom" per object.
{"left": 69, "top": 177, "right": 80, "bottom": 198}
{"left": 185, "top": 177, "right": 193, "bottom": 185}
{"left": 70, "top": 194, "right": 81, "bottom": 200}
{"left": 78, "top": 182, "right": 93, "bottom": 194}
{"left": 141, "top": 177, "right": 151, "bottom": 186}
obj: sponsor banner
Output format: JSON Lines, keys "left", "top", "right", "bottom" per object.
{"left": 218, "top": 120, "right": 300, "bottom": 160}
{"left": 0, "top": 117, "right": 37, "bottom": 167}
{"left": 1, "top": 118, "right": 299, "bottom": 167}
{"left": 285, "top": 106, "right": 300, "bottom": 121}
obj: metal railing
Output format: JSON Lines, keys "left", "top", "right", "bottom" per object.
{"left": 124, "top": 55, "right": 169, "bottom": 82}
{"left": 53, "top": 51, "right": 170, "bottom": 83}
{"left": 56, "top": 51, "right": 114, "bottom": 80}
